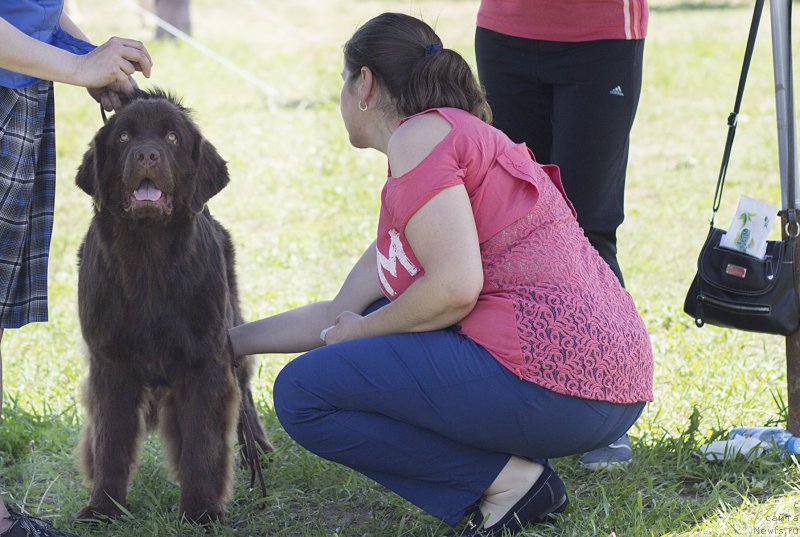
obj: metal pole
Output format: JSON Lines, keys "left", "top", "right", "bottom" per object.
{"left": 771, "top": 0, "right": 798, "bottom": 208}
{"left": 771, "top": 0, "right": 800, "bottom": 435}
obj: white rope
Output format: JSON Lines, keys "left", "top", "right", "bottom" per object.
{"left": 121, "top": 0, "right": 279, "bottom": 111}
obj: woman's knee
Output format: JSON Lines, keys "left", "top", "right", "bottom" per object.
{"left": 273, "top": 352, "right": 334, "bottom": 440}
{"left": 273, "top": 358, "right": 306, "bottom": 430}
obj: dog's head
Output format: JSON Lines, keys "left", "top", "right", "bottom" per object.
{"left": 76, "top": 89, "right": 229, "bottom": 221}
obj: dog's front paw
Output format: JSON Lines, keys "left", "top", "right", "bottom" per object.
{"left": 180, "top": 508, "right": 225, "bottom": 525}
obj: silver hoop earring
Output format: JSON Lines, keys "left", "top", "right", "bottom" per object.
{"left": 358, "top": 101, "right": 368, "bottom": 112}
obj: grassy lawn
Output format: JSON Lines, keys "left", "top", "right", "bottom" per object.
{"left": 2, "top": 0, "right": 800, "bottom": 535}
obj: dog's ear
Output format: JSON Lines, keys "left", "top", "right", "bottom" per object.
{"left": 75, "top": 133, "right": 107, "bottom": 211}
{"left": 190, "top": 137, "right": 229, "bottom": 213}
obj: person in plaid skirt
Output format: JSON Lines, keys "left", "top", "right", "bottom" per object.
{"left": 0, "top": 2, "right": 152, "bottom": 536}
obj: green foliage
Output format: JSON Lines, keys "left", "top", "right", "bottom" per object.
{"left": 0, "top": 398, "right": 79, "bottom": 459}
{"left": 2, "top": 0, "right": 800, "bottom": 535}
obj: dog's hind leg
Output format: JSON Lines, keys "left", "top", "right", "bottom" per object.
{"left": 174, "top": 363, "right": 239, "bottom": 524}
{"left": 76, "top": 362, "right": 144, "bottom": 521}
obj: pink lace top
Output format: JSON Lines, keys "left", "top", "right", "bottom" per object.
{"left": 376, "top": 108, "right": 652, "bottom": 403}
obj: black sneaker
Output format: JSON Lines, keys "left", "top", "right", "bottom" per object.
{"left": 2, "top": 508, "right": 79, "bottom": 537}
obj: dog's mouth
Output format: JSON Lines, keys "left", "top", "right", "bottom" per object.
{"left": 123, "top": 178, "right": 174, "bottom": 217}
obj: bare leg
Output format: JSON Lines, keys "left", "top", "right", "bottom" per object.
{"left": 0, "top": 328, "right": 4, "bottom": 418}
{"left": 0, "top": 500, "right": 9, "bottom": 533}
{"left": 154, "top": 0, "right": 191, "bottom": 38}
{"left": 480, "top": 456, "right": 544, "bottom": 527}
{"left": 0, "top": 328, "right": 11, "bottom": 533}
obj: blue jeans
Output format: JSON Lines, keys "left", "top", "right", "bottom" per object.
{"left": 273, "top": 303, "right": 644, "bottom": 526}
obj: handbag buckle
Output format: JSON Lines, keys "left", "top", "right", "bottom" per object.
{"left": 785, "top": 220, "right": 800, "bottom": 238}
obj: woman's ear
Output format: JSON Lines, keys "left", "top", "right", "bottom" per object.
{"left": 359, "top": 66, "right": 376, "bottom": 105}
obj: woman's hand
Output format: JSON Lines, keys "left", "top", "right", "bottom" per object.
{"left": 86, "top": 75, "right": 139, "bottom": 112}
{"left": 321, "top": 311, "right": 367, "bottom": 345}
{"left": 76, "top": 37, "right": 152, "bottom": 110}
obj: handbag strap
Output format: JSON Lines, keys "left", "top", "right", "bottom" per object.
{"left": 784, "top": 1, "right": 799, "bottom": 232}
{"left": 710, "top": 0, "right": 765, "bottom": 228}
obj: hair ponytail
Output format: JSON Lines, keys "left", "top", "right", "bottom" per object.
{"left": 399, "top": 48, "right": 491, "bottom": 122}
{"left": 344, "top": 13, "right": 492, "bottom": 123}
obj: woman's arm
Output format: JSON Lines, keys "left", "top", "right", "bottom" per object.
{"left": 323, "top": 184, "right": 484, "bottom": 344}
{"left": 228, "top": 242, "right": 385, "bottom": 356}
{"left": 378, "top": 184, "right": 483, "bottom": 331}
{"left": 322, "top": 113, "right": 484, "bottom": 344}
{"left": 0, "top": 15, "right": 150, "bottom": 99}
{"left": 232, "top": 112, "right": 484, "bottom": 352}
{"left": 0, "top": 16, "right": 83, "bottom": 84}
{"left": 58, "top": 11, "right": 149, "bottom": 110}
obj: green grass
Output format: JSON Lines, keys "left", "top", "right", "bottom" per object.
{"left": 2, "top": 0, "right": 800, "bottom": 535}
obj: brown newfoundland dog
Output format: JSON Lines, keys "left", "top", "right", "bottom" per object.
{"left": 74, "top": 89, "right": 271, "bottom": 523}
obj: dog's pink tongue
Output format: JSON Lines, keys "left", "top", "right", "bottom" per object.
{"left": 133, "top": 181, "right": 162, "bottom": 201}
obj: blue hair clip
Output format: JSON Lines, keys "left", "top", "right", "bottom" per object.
{"left": 424, "top": 43, "right": 443, "bottom": 57}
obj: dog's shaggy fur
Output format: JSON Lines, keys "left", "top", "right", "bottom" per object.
{"left": 74, "top": 89, "right": 271, "bottom": 523}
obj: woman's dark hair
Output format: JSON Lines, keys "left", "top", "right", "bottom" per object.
{"left": 344, "top": 12, "right": 492, "bottom": 122}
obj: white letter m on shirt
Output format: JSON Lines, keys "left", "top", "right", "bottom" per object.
{"left": 377, "top": 229, "right": 419, "bottom": 296}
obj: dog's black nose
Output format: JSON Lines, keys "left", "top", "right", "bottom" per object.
{"left": 134, "top": 147, "right": 161, "bottom": 167}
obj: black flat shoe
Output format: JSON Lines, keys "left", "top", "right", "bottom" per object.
{"left": 449, "top": 465, "right": 568, "bottom": 537}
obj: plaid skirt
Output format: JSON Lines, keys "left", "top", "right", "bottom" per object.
{"left": 0, "top": 83, "right": 55, "bottom": 328}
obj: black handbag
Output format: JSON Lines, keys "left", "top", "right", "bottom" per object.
{"left": 684, "top": 227, "right": 799, "bottom": 335}
{"left": 683, "top": 0, "right": 800, "bottom": 336}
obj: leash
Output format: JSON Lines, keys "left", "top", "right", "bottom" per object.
{"left": 228, "top": 336, "right": 268, "bottom": 502}
{"left": 239, "top": 391, "right": 268, "bottom": 502}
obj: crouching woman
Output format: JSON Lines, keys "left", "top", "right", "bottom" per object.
{"left": 230, "top": 12, "right": 653, "bottom": 536}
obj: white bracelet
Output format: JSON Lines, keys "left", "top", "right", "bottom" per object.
{"left": 320, "top": 326, "right": 334, "bottom": 342}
